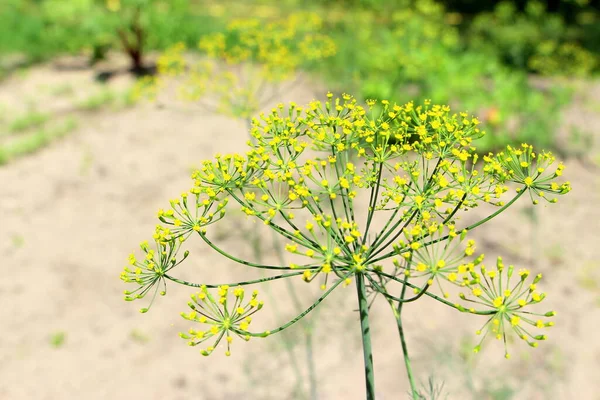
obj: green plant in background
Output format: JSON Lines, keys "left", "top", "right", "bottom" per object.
{"left": 137, "top": 12, "right": 336, "bottom": 121}
{"left": 469, "top": 1, "right": 598, "bottom": 75}
{"left": 49, "top": 331, "right": 67, "bottom": 348}
{"left": 318, "top": 0, "right": 460, "bottom": 101}
{"left": 0, "top": 0, "right": 48, "bottom": 65}
{"left": 310, "top": 0, "right": 576, "bottom": 155}
{"left": 76, "top": 89, "right": 116, "bottom": 111}
{"left": 529, "top": 41, "right": 598, "bottom": 77}
{"left": 415, "top": 376, "right": 447, "bottom": 400}
{"left": 8, "top": 110, "right": 49, "bottom": 133}
{"left": 0, "top": 0, "right": 223, "bottom": 74}
{"left": 412, "top": 51, "right": 575, "bottom": 154}
{"left": 121, "top": 94, "right": 570, "bottom": 398}
{"left": 10, "top": 233, "right": 25, "bottom": 249}
{"left": 469, "top": 1, "right": 566, "bottom": 70}
{"left": 48, "top": 83, "right": 75, "bottom": 97}
{"left": 129, "top": 328, "right": 150, "bottom": 344}
{"left": 41, "top": 0, "right": 204, "bottom": 72}
{"left": 0, "top": 116, "right": 78, "bottom": 166}
{"left": 577, "top": 262, "right": 600, "bottom": 306}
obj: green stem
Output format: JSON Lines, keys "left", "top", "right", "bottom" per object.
{"left": 373, "top": 270, "right": 497, "bottom": 315}
{"left": 197, "top": 231, "right": 299, "bottom": 270}
{"left": 228, "top": 190, "right": 320, "bottom": 250}
{"left": 366, "top": 158, "right": 441, "bottom": 259}
{"left": 367, "top": 208, "right": 418, "bottom": 261}
{"left": 165, "top": 271, "right": 304, "bottom": 288}
{"left": 305, "top": 193, "right": 353, "bottom": 256}
{"left": 243, "top": 273, "right": 350, "bottom": 338}
{"left": 356, "top": 273, "right": 376, "bottom": 400}
{"left": 396, "top": 282, "right": 418, "bottom": 399}
{"left": 332, "top": 146, "right": 353, "bottom": 225}
{"left": 364, "top": 272, "right": 430, "bottom": 304}
{"left": 362, "top": 163, "right": 383, "bottom": 244}
{"left": 368, "top": 189, "right": 526, "bottom": 264}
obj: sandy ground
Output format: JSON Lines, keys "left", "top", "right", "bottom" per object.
{"left": 1, "top": 58, "right": 600, "bottom": 400}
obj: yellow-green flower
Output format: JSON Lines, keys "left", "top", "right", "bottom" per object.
{"left": 121, "top": 229, "right": 190, "bottom": 312}
{"left": 180, "top": 285, "right": 264, "bottom": 356}
{"left": 459, "top": 258, "right": 555, "bottom": 359}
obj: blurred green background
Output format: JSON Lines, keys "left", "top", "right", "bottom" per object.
{"left": 1, "top": 0, "right": 599, "bottom": 160}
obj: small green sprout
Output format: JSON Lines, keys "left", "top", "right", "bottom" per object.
{"left": 49, "top": 331, "right": 67, "bottom": 348}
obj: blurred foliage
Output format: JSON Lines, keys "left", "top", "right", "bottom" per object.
{"left": 0, "top": 0, "right": 224, "bottom": 71}
{"left": 0, "top": 0, "right": 599, "bottom": 156}
{"left": 469, "top": 1, "right": 598, "bottom": 75}
{"left": 0, "top": 109, "right": 79, "bottom": 166}
{"left": 197, "top": 13, "right": 336, "bottom": 82}
{"left": 140, "top": 0, "right": 596, "bottom": 154}
{"left": 49, "top": 331, "right": 67, "bottom": 348}
{"left": 302, "top": 0, "right": 600, "bottom": 75}
{"left": 142, "top": 12, "right": 336, "bottom": 119}
{"left": 529, "top": 41, "right": 597, "bottom": 77}
{"left": 303, "top": 0, "right": 577, "bottom": 153}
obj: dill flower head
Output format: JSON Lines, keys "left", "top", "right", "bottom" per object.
{"left": 123, "top": 93, "right": 569, "bottom": 359}
{"left": 483, "top": 143, "right": 571, "bottom": 204}
{"left": 180, "top": 285, "right": 264, "bottom": 356}
{"left": 458, "top": 257, "right": 555, "bottom": 359}
{"left": 157, "top": 189, "right": 229, "bottom": 239}
{"left": 120, "top": 226, "right": 189, "bottom": 313}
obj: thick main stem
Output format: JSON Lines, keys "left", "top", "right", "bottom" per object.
{"left": 356, "top": 273, "right": 376, "bottom": 400}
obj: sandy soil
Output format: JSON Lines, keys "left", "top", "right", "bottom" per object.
{"left": 1, "top": 58, "right": 600, "bottom": 400}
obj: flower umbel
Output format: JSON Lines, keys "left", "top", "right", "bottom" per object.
{"left": 459, "top": 257, "right": 555, "bottom": 359}
{"left": 120, "top": 226, "right": 189, "bottom": 313}
{"left": 122, "top": 93, "right": 570, "bottom": 399}
{"left": 179, "top": 285, "right": 264, "bottom": 356}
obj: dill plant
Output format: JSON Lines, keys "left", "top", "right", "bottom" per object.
{"left": 133, "top": 12, "right": 336, "bottom": 120}
{"left": 121, "top": 93, "right": 570, "bottom": 399}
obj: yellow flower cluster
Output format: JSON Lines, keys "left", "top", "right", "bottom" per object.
{"left": 529, "top": 41, "right": 598, "bottom": 78}
{"left": 484, "top": 143, "right": 571, "bottom": 204}
{"left": 180, "top": 285, "right": 264, "bottom": 356}
{"left": 140, "top": 12, "right": 336, "bottom": 119}
{"left": 122, "top": 93, "right": 569, "bottom": 357}
{"left": 458, "top": 257, "right": 555, "bottom": 359}
{"left": 199, "top": 11, "right": 334, "bottom": 76}
{"left": 105, "top": 0, "right": 120, "bottom": 12}
{"left": 120, "top": 226, "right": 190, "bottom": 312}
{"left": 157, "top": 190, "right": 228, "bottom": 238}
